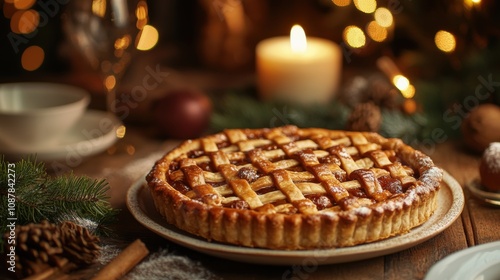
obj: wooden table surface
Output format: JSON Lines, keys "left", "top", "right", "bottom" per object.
{"left": 70, "top": 125, "right": 500, "bottom": 280}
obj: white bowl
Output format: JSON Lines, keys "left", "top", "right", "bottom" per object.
{"left": 0, "top": 82, "right": 90, "bottom": 149}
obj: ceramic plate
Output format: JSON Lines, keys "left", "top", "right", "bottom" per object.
{"left": 425, "top": 241, "right": 500, "bottom": 280}
{"left": 127, "top": 171, "right": 464, "bottom": 265}
{"left": 467, "top": 179, "right": 500, "bottom": 207}
{"left": 0, "top": 110, "right": 121, "bottom": 161}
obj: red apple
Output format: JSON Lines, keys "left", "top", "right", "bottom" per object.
{"left": 153, "top": 89, "right": 212, "bottom": 139}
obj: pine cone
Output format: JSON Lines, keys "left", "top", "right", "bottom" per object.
{"left": 365, "top": 76, "right": 401, "bottom": 110}
{"left": 338, "top": 76, "right": 369, "bottom": 108}
{"left": 4, "top": 221, "right": 65, "bottom": 278}
{"left": 59, "top": 221, "right": 101, "bottom": 265}
{"left": 346, "top": 102, "right": 382, "bottom": 132}
{"left": 3, "top": 221, "right": 101, "bottom": 278}
{"left": 339, "top": 74, "right": 402, "bottom": 110}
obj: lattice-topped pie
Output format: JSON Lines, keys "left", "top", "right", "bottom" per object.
{"left": 147, "top": 126, "right": 442, "bottom": 250}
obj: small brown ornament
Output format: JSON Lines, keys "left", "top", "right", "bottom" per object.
{"left": 461, "top": 103, "right": 500, "bottom": 153}
{"left": 346, "top": 102, "right": 382, "bottom": 132}
{"left": 340, "top": 74, "right": 402, "bottom": 110}
{"left": 479, "top": 142, "right": 500, "bottom": 192}
{"left": 365, "top": 76, "right": 401, "bottom": 110}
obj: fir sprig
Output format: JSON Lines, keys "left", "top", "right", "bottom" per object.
{"left": 0, "top": 156, "right": 118, "bottom": 247}
{"left": 209, "top": 90, "right": 425, "bottom": 142}
{"left": 210, "top": 90, "right": 350, "bottom": 131}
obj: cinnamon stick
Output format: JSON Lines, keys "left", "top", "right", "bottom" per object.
{"left": 92, "top": 239, "right": 149, "bottom": 280}
{"left": 24, "top": 259, "right": 74, "bottom": 280}
{"left": 24, "top": 266, "right": 59, "bottom": 280}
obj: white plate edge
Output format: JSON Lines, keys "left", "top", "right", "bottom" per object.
{"left": 425, "top": 240, "right": 500, "bottom": 280}
{"left": 126, "top": 170, "right": 464, "bottom": 265}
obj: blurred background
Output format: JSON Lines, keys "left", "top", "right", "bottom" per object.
{"left": 1, "top": 0, "right": 500, "bottom": 150}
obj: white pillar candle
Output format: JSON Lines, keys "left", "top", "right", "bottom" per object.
{"left": 256, "top": 25, "right": 342, "bottom": 105}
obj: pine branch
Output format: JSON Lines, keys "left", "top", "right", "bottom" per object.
{"left": 0, "top": 157, "right": 118, "bottom": 250}
{"left": 209, "top": 89, "right": 429, "bottom": 143}
{"left": 210, "top": 91, "right": 349, "bottom": 131}
{"left": 45, "top": 176, "right": 118, "bottom": 223}
{"left": 379, "top": 109, "right": 426, "bottom": 143}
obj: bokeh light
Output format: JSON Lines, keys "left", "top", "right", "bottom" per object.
{"left": 401, "top": 84, "right": 416, "bottom": 99}
{"left": 374, "top": 7, "right": 393, "bottom": 27}
{"left": 4, "top": 0, "right": 155, "bottom": 73}
{"left": 136, "top": 0, "right": 148, "bottom": 29}
{"left": 393, "top": 75, "right": 410, "bottom": 92}
{"left": 13, "top": 0, "right": 35, "bottom": 9}
{"left": 353, "top": 0, "right": 377, "bottom": 14}
{"left": 366, "top": 21, "right": 387, "bottom": 42}
{"left": 343, "top": 25, "right": 366, "bottom": 48}
{"left": 435, "top": 30, "right": 456, "bottom": 53}
{"left": 332, "top": 0, "right": 351, "bottom": 7}
{"left": 464, "top": 0, "right": 481, "bottom": 9}
{"left": 136, "top": 24, "right": 159, "bottom": 51}
{"left": 403, "top": 99, "right": 417, "bottom": 114}
{"left": 114, "top": 35, "right": 131, "bottom": 51}
{"left": 116, "top": 125, "right": 127, "bottom": 138}
{"left": 92, "top": 0, "right": 106, "bottom": 17}
{"left": 104, "top": 75, "right": 116, "bottom": 91}
{"left": 21, "top": 45, "right": 44, "bottom": 71}
{"left": 10, "top": 9, "right": 39, "bottom": 34}
{"left": 125, "top": 144, "right": 135, "bottom": 155}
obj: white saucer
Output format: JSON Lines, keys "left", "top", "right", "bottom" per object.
{"left": 425, "top": 241, "right": 500, "bottom": 280}
{"left": 0, "top": 110, "right": 122, "bottom": 162}
{"left": 467, "top": 179, "right": 500, "bottom": 207}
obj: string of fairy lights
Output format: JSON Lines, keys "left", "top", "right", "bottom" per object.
{"left": 333, "top": 0, "right": 477, "bottom": 105}
{"left": 1, "top": 0, "right": 483, "bottom": 77}
{"left": 2, "top": 0, "right": 159, "bottom": 72}
{"left": 336, "top": 0, "right": 460, "bottom": 53}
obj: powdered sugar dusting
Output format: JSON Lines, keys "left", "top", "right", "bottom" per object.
{"left": 417, "top": 155, "right": 433, "bottom": 169}
{"left": 404, "top": 189, "right": 417, "bottom": 204}
{"left": 97, "top": 244, "right": 121, "bottom": 265}
{"left": 483, "top": 142, "right": 500, "bottom": 174}
{"left": 124, "top": 249, "right": 220, "bottom": 280}
{"left": 420, "top": 167, "right": 443, "bottom": 191}
{"left": 354, "top": 206, "right": 371, "bottom": 216}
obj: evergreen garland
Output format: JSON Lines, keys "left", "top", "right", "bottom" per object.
{"left": 210, "top": 89, "right": 350, "bottom": 130}
{"left": 379, "top": 109, "right": 428, "bottom": 143}
{"left": 0, "top": 156, "right": 117, "bottom": 249}
{"left": 210, "top": 89, "right": 427, "bottom": 143}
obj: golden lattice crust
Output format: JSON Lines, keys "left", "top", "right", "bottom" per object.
{"left": 147, "top": 126, "right": 442, "bottom": 250}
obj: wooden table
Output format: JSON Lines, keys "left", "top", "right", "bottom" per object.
{"left": 70, "top": 125, "right": 500, "bottom": 280}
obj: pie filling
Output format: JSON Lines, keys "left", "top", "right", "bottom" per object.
{"left": 147, "top": 125, "right": 443, "bottom": 250}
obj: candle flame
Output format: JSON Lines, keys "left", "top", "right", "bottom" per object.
{"left": 290, "top": 25, "right": 307, "bottom": 53}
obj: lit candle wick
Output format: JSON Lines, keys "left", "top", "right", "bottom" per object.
{"left": 290, "top": 25, "right": 307, "bottom": 53}
{"left": 256, "top": 24, "right": 342, "bottom": 104}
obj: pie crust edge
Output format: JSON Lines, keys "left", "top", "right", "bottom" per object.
{"left": 146, "top": 126, "right": 443, "bottom": 250}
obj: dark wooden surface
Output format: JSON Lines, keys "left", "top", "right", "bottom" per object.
{"left": 71, "top": 126, "right": 500, "bottom": 280}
